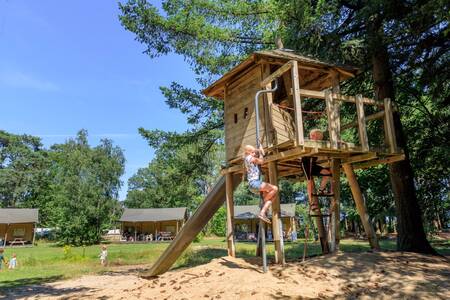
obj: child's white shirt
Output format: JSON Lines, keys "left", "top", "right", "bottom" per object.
{"left": 100, "top": 250, "right": 108, "bottom": 260}
{"left": 8, "top": 257, "right": 17, "bottom": 269}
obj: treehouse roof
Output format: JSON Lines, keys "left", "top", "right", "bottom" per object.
{"left": 203, "top": 49, "right": 360, "bottom": 99}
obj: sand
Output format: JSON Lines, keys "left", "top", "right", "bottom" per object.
{"left": 2, "top": 251, "right": 449, "bottom": 299}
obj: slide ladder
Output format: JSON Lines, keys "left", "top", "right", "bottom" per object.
{"left": 144, "top": 174, "right": 241, "bottom": 277}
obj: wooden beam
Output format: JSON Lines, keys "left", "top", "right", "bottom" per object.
{"left": 356, "top": 94, "right": 369, "bottom": 151}
{"left": 341, "top": 111, "right": 385, "bottom": 130}
{"left": 268, "top": 161, "right": 285, "bottom": 264}
{"left": 298, "top": 89, "right": 383, "bottom": 107}
{"left": 383, "top": 98, "right": 398, "bottom": 153}
{"left": 260, "top": 60, "right": 293, "bottom": 87}
{"left": 342, "top": 164, "right": 380, "bottom": 250}
{"left": 342, "top": 153, "right": 377, "bottom": 164}
{"left": 225, "top": 173, "right": 236, "bottom": 257}
{"left": 353, "top": 154, "right": 405, "bottom": 170}
{"left": 291, "top": 60, "right": 305, "bottom": 146}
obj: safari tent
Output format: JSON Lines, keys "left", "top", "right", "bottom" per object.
{"left": 120, "top": 207, "right": 188, "bottom": 241}
{"left": 234, "top": 203, "right": 296, "bottom": 241}
{"left": 0, "top": 208, "right": 39, "bottom": 246}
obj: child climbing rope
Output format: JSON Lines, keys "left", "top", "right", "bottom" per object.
{"left": 244, "top": 145, "right": 278, "bottom": 224}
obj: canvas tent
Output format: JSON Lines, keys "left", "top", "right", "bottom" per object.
{"left": 234, "top": 204, "right": 296, "bottom": 241}
{"left": 0, "top": 208, "right": 39, "bottom": 246}
{"left": 120, "top": 208, "right": 188, "bottom": 241}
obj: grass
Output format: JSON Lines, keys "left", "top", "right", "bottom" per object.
{"left": 0, "top": 237, "right": 448, "bottom": 289}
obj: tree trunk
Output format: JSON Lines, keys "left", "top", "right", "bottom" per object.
{"left": 370, "top": 22, "right": 436, "bottom": 254}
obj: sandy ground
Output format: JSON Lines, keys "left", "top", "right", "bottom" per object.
{"left": 2, "top": 251, "right": 449, "bottom": 299}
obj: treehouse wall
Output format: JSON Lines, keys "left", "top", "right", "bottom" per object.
{"left": 224, "top": 65, "right": 268, "bottom": 161}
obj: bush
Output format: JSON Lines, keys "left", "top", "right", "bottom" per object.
{"left": 209, "top": 207, "right": 226, "bottom": 236}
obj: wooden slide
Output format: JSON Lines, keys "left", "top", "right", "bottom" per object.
{"left": 144, "top": 174, "right": 241, "bottom": 277}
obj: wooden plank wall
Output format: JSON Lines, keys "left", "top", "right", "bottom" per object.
{"left": 225, "top": 65, "right": 266, "bottom": 160}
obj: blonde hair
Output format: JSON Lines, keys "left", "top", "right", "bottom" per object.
{"left": 243, "top": 145, "right": 255, "bottom": 157}
{"left": 309, "top": 128, "right": 324, "bottom": 141}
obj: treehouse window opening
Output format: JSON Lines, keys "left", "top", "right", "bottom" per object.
{"left": 243, "top": 107, "right": 248, "bottom": 119}
{"left": 234, "top": 113, "right": 238, "bottom": 124}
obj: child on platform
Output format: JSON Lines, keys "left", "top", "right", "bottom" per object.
{"left": 244, "top": 145, "right": 278, "bottom": 224}
{"left": 99, "top": 245, "right": 108, "bottom": 267}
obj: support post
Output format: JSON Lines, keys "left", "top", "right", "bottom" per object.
{"left": 330, "top": 158, "right": 341, "bottom": 251}
{"left": 343, "top": 163, "right": 380, "bottom": 250}
{"left": 356, "top": 94, "right": 369, "bottom": 151}
{"left": 32, "top": 223, "right": 36, "bottom": 246}
{"left": 225, "top": 172, "right": 236, "bottom": 257}
{"left": 291, "top": 60, "right": 304, "bottom": 146}
{"left": 268, "top": 161, "right": 284, "bottom": 264}
{"left": 3, "top": 224, "right": 9, "bottom": 248}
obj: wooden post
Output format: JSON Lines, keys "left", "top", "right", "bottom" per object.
{"left": 134, "top": 223, "right": 137, "bottom": 242}
{"left": 225, "top": 172, "right": 236, "bottom": 257}
{"left": 383, "top": 98, "right": 397, "bottom": 153}
{"left": 3, "top": 224, "right": 9, "bottom": 248}
{"left": 291, "top": 60, "right": 304, "bottom": 146}
{"left": 176, "top": 220, "right": 179, "bottom": 235}
{"left": 262, "top": 64, "right": 274, "bottom": 147}
{"left": 325, "top": 89, "right": 341, "bottom": 149}
{"left": 32, "top": 223, "right": 36, "bottom": 246}
{"left": 356, "top": 94, "right": 369, "bottom": 151}
{"left": 268, "top": 161, "right": 284, "bottom": 264}
{"left": 329, "top": 158, "right": 341, "bottom": 252}
{"left": 343, "top": 163, "right": 380, "bottom": 250}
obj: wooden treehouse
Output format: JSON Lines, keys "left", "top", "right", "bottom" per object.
{"left": 205, "top": 49, "right": 404, "bottom": 262}
{"left": 145, "top": 49, "right": 404, "bottom": 276}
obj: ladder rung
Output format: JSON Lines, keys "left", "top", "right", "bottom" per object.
{"left": 312, "top": 193, "right": 335, "bottom": 197}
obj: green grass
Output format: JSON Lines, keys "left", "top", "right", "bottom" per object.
{"left": 0, "top": 237, "right": 448, "bottom": 290}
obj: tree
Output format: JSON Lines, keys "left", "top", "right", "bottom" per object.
{"left": 119, "top": 0, "right": 449, "bottom": 252}
{"left": 0, "top": 130, "right": 49, "bottom": 210}
{"left": 47, "top": 130, "right": 125, "bottom": 245}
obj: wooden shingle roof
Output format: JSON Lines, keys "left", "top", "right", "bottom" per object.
{"left": 203, "top": 49, "right": 360, "bottom": 99}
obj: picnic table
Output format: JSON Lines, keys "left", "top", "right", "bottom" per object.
{"left": 159, "top": 232, "right": 174, "bottom": 241}
{"left": 10, "top": 238, "right": 25, "bottom": 246}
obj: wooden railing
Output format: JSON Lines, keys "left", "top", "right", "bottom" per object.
{"left": 261, "top": 60, "right": 399, "bottom": 154}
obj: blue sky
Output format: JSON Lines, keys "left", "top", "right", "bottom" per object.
{"left": 0, "top": 1, "right": 198, "bottom": 200}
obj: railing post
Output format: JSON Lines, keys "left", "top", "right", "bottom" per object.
{"left": 291, "top": 60, "right": 304, "bottom": 146}
{"left": 383, "top": 98, "right": 397, "bottom": 153}
{"left": 325, "top": 89, "right": 341, "bottom": 149}
{"left": 356, "top": 94, "right": 369, "bottom": 151}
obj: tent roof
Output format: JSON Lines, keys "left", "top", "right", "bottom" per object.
{"left": 120, "top": 208, "right": 187, "bottom": 222}
{"left": 0, "top": 209, "right": 39, "bottom": 224}
{"left": 234, "top": 203, "right": 296, "bottom": 219}
{"left": 203, "top": 49, "right": 360, "bottom": 99}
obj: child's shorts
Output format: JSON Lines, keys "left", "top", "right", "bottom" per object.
{"left": 248, "top": 179, "right": 262, "bottom": 194}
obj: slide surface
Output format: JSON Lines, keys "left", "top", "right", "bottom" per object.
{"left": 144, "top": 174, "right": 241, "bottom": 277}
